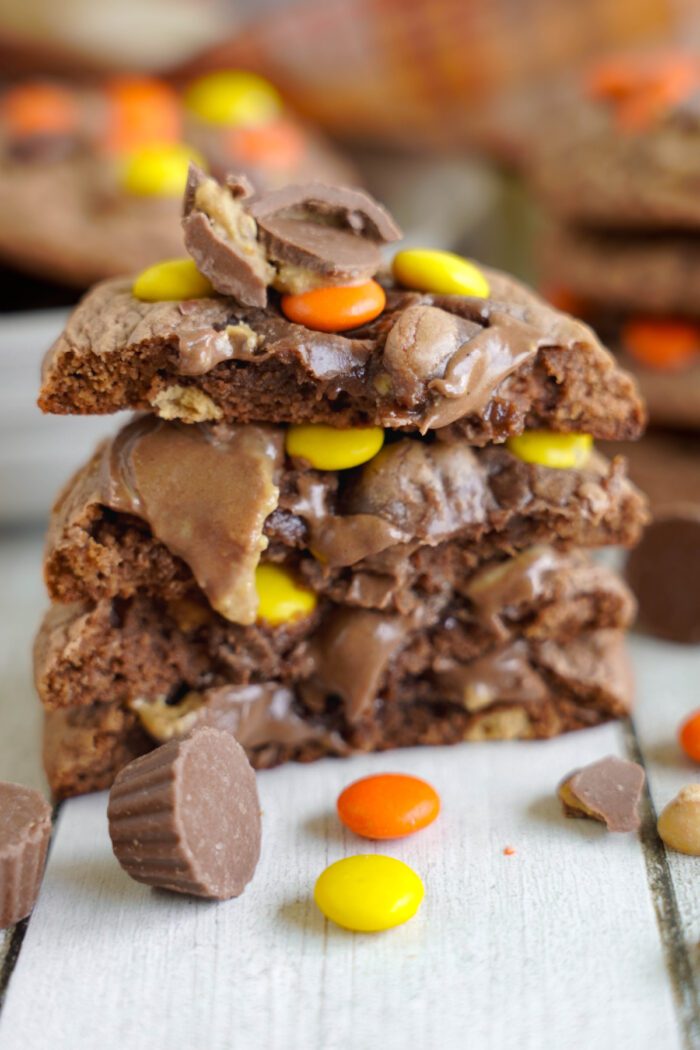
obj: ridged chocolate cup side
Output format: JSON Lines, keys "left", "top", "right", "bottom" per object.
{"left": 107, "top": 727, "right": 261, "bottom": 900}
{"left": 0, "top": 783, "right": 52, "bottom": 928}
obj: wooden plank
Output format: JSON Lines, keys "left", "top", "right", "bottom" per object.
{"left": 627, "top": 634, "right": 700, "bottom": 1048}
{"left": 0, "top": 724, "right": 684, "bottom": 1050}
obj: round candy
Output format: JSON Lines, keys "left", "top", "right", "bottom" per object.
{"left": 314, "top": 855, "right": 424, "bottom": 932}
{"left": 337, "top": 773, "right": 440, "bottom": 840}
{"left": 679, "top": 710, "right": 700, "bottom": 762}
{"left": 286, "top": 424, "right": 384, "bottom": 471}
{"left": 225, "top": 119, "right": 304, "bottom": 169}
{"left": 281, "top": 280, "right": 385, "bottom": 333}
{"left": 184, "top": 71, "right": 282, "bottom": 127}
{"left": 103, "top": 76, "right": 181, "bottom": 154}
{"left": 121, "top": 143, "right": 204, "bottom": 197}
{"left": 132, "top": 259, "right": 214, "bottom": 302}
{"left": 657, "top": 785, "right": 700, "bottom": 856}
{"left": 1, "top": 81, "right": 77, "bottom": 138}
{"left": 506, "top": 430, "right": 593, "bottom": 470}
{"left": 622, "top": 318, "right": 699, "bottom": 372}
{"left": 392, "top": 249, "right": 490, "bottom": 298}
{"left": 255, "top": 563, "right": 317, "bottom": 626}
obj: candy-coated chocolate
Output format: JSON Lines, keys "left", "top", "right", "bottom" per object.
{"left": 132, "top": 259, "right": 213, "bottom": 302}
{"left": 392, "top": 248, "right": 490, "bottom": 298}
{"left": 506, "top": 431, "right": 593, "bottom": 470}
{"left": 104, "top": 76, "right": 181, "bottom": 153}
{"left": 286, "top": 424, "right": 384, "bottom": 471}
{"left": 225, "top": 119, "right": 304, "bottom": 168}
{"left": 337, "top": 773, "right": 440, "bottom": 839}
{"left": 622, "top": 318, "right": 700, "bottom": 372}
{"left": 184, "top": 71, "right": 281, "bottom": 127}
{"left": 313, "top": 855, "right": 424, "bottom": 931}
{"left": 1, "top": 82, "right": 77, "bottom": 138}
{"left": 121, "top": 143, "right": 204, "bottom": 197}
{"left": 679, "top": 710, "right": 700, "bottom": 762}
{"left": 281, "top": 280, "right": 385, "bottom": 333}
{"left": 255, "top": 564, "right": 317, "bottom": 626}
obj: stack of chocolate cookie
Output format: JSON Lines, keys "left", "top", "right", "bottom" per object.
{"left": 531, "top": 51, "right": 700, "bottom": 429}
{"left": 34, "top": 166, "right": 648, "bottom": 799}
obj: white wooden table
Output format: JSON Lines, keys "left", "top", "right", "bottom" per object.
{"left": 0, "top": 533, "right": 698, "bottom": 1050}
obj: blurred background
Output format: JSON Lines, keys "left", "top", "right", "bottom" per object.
{"left": 1, "top": 0, "right": 699, "bottom": 522}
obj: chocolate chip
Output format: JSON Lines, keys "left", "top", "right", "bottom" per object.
{"left": 108, "top": 727, "right": 261, "bottom": 900}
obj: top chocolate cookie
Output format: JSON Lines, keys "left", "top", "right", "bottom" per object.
{"left": 531, "top": 52, "right": 700, "bottom": 230}
{"left": 39, "top": 166, "right": 644, "bottom": 443}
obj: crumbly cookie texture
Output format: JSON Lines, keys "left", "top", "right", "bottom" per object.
{"left": 34, "top": 548, "right": 635, "bottom": 712}
{"left": 42, "top": 623, "right": 633, "bottom": 800}
{"left": 42, "top": 416, "right": 647, "bottom": 617}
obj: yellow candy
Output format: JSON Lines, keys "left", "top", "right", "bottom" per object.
{"left": 255, "top": 564, "right": 317, "bottom": 626}
{"left": 392, "top": 249, "right": 490, "bottom": 298}
{"left": 121, "top": 143, "right": 204, "bottom": 197}
{"left": 506, "top": 431, "right": 593, "bottom": 470}
{"left": 132, "top": 259, "right": 213, "bottom": 302}
{"left": 314, "top": 855, "right": 424, "bottom": 932}
{"left": 184, "top": 71, "right": 282, "bottom": 127}
{"left": 286, "top": 424, "right": 384, "bottom": 471}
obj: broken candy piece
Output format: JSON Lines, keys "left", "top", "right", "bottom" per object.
{"left": 182, "top": 164, "right": 272, "bottom": 305}
{"left": 558, "top": 755, "right": 645, "bottom": 832}
{"left": 249, "top": 181, "right": 402, "bottom": 292}
{"left": 108, "top": 726, "right": 261, "bottom": 900}
{"left": 0, "top": 781, "right": 52, "bottom": 928}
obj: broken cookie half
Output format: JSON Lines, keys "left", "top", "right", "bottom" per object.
{"left": 558, "top": 755, "right": 645, "bottom": 832}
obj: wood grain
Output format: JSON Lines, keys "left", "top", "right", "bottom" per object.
{"left": 0, "top": 728, "right": 685, "bottom": 1050}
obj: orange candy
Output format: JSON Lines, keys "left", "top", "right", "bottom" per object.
{"left": 337, "top": 773, "right": 441, "bottom": 840}
{"left": 226, "top": 119, "right": 304, "bottom": 169}
{"left": 679, "top": 711, "right": 700, "bottom": 763}
{"left": 1, "top": 82, "right": 78, "bottom": 138}
{"left": 585, "top": 53, "right": 700, "bottom": 130}
{"left": 281, "top": 280, "right": 385, "bottom": 332}
{"left": 622, "top": 318, "right": 700, "bottom": 372}
{"left": 103, "top": 76, "right": 181, "bottom": 154}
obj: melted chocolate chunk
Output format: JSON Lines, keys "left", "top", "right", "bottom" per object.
{"left": 104, "top": 417, "right": 282, "bottom": 625}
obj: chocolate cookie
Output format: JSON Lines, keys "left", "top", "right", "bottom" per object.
{"left": 34, "top": 548, "right": 635, "bottom": 712}
{"left": 45, "top": 627, "right": 634, "bottom": 800}
{"left": 42, "top": 417, "right": 647, "bottom": 620}
{"left": 530, "top": 54, "right": 700, "bottom": 230}
{"left": 0, "top": 77, "right": 355, "bottom": 286}
{"left": 38, "top": 168, "right": 644, "bottom": 443}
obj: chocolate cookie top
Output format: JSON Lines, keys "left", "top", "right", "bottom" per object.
{"left": 530, "top": 52, "right": 700, "bottom": 230}
{"left": 39, "top": 168, "right": 644, "bottom": 443}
